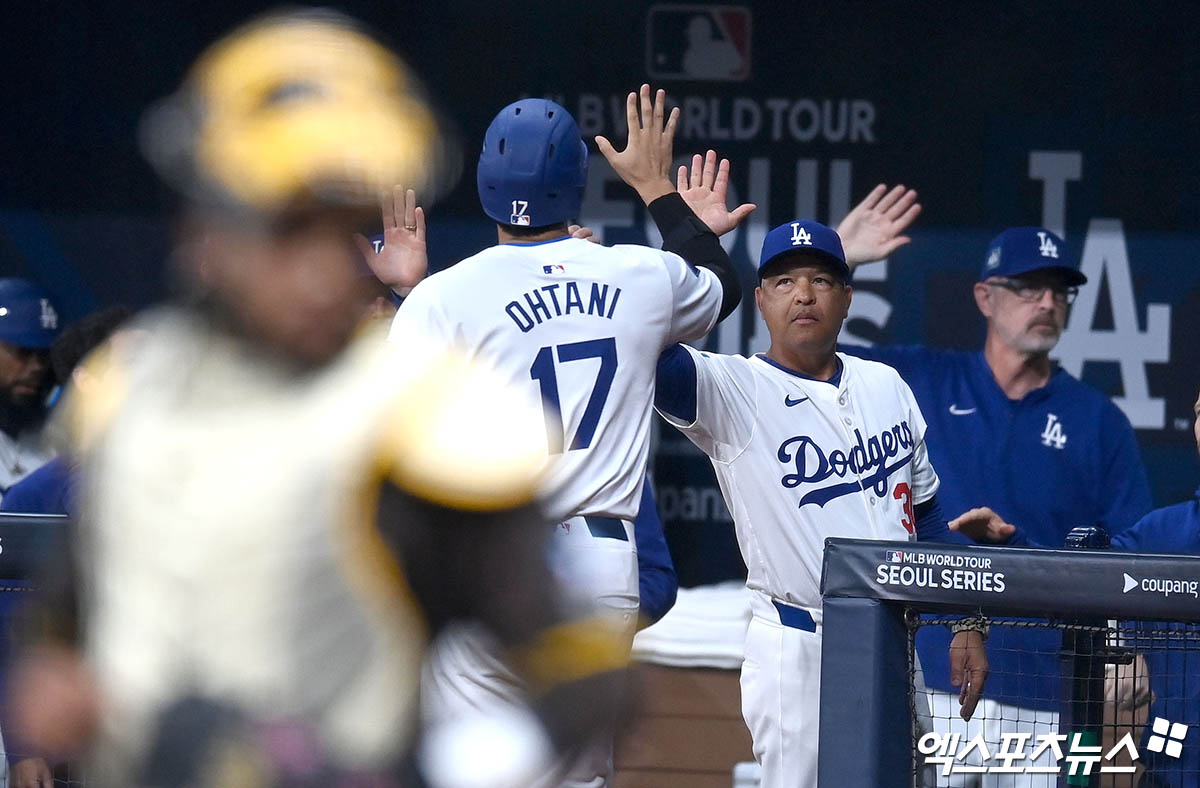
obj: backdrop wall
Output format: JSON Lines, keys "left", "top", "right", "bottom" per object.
{"left": 2, "top": 1, "right": 1196, "bottom": 585}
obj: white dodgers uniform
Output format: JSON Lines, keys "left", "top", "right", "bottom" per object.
{"left": 389, "top": 236, "right": 722, "bottom": 785}
{"left": 656, "top": 348, "right": 940, "bottom": 788}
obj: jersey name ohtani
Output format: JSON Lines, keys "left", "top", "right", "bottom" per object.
{"left": 505, "top": 280, "right": 622, "bottom": 332}
{"left": 778, "top": 421, "right": 915, "bottom": 508}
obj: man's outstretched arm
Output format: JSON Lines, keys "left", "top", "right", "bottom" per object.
{"left": 598, "top": 85, "right": 748, "bottom": 321}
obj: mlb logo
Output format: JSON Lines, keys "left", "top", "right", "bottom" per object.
{"left": 543, "top": 264, "right": 566, "bottom": 274}
{"left": 511, "top": 214, "right": 532, "bottom": 226}
{"left": 646, "top": 5, "right": 751, "bottom": 82}
{"left": 886, "top": 550, "right": 905, "bottom": 563}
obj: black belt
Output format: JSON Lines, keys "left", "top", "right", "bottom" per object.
{"left": 584, "top": 516, "right": 628, "bottom": 541}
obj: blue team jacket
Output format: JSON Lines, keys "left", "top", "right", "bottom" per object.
{"left": 840, "top": 344, "right": 1153, "bottom": 711}
{"left": 0, "top": 457, "right": 74, "bottom": 516}
{"left": 1115, "top": 493, "right": 1200, "bottom": 787}
{"left": 1006, "top": 490, "right": 1200, "bottom": 786}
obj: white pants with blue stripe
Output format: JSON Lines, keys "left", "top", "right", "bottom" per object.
{"left": 741, "top": 590, "right": 823, "bottom": 788}
{"left": 742, "top": 590, "right": 936, "bottom": 788}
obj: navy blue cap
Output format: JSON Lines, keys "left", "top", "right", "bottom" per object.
{"left": 980, "top": 227, "right": 1086, "bottom": 286}
{"left": 0, "top": 279, "right": 59, "bottom": 349}
{"left": 758, "top": 220, "right": 849, "bottom": 281}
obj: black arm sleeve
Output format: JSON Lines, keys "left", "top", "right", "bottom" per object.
{"left": 647, "top": 192, "right": 742, "bottom": 322}
{"left": 376, "top": 483, "right": 628, "bottom": 753}
{"left": 375, "top": 482, "right": 560, "bottom": 647}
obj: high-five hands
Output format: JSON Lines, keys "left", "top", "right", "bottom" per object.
{"left": 596, "top": 84, "right": 678, "bottom": 205}
{"left": 677, "top": 150, "right": 756, "bottom": 237}
{"left": 836, "top": 184, "right": 921, "bottom": 268}
{"left": 354, "top": 186, "right": 429, "bottom": 296}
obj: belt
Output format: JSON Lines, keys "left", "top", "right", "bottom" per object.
{"left": 772, "top": 600, "right": 817, "bottom": 632}
{"left": 584, "top": 516, "right": 628, "bottom": 541}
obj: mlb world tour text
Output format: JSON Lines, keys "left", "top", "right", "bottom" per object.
{"left": 876, "top": 553, "right": 1008, "bottom": 593}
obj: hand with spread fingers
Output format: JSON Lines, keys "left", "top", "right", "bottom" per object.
{"left": 595, "top": 84, "right": 678, "bottom": 206}
{"left": 677, "top": 150, "right": 756, "bottom": 237}
{"left": 354, "top": 185, "right": 428, "bottom": 296}
{"left": 836, "top": 184, "right": 922, "bottom": 267}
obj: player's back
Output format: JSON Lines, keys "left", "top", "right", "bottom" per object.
{"left": 391, "top": 236, "right": 721, "bottom": 520}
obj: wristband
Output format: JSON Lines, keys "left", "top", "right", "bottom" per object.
{"left": 950, "top": 614, "right": 990, "bottom": 641}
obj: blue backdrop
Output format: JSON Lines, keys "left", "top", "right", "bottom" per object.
{"left": 1, "top": 1, "right": 1196, "bottom": 586}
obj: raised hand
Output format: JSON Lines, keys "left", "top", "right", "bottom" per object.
{"left": 836, "top": 184, "right": 921, "bottom": 268}
{"left": 353, "top": 185, "right": 428, "bottom": 296}
{"left": 948, "top": 506, "right": 1016, "bottom": 543}
{"left": 595, "top": 84, "right": 678, "bottom": 205}
{"left": 677, "top": 150, "right": 756, "bottom": 237}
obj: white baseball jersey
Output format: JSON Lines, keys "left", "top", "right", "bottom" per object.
{"left": 389, "top": 236, "right": 722, "bottom": 521}
{"left": 0, "top": 426, "right": 54, "bottom": 500}
{"left": 658, "top": 349, "right": 939, "bottom": 611}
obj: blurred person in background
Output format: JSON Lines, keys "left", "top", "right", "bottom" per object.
{"left": 5, "top": 11, "right": 628, "bottom": 787}
{"left": 1, "top": 304, "right": 129, "bottom": 788}
{"left": 840, "top": 207, "right": 1153, "bottom": 785}
{"left": 0, "top": 279, "right": 60, "bottom": 502}
{"left": 0, "top": 305, "right": 132, "bottom": 519}
{"left": 954, "top": 387, "right": 1200, "bottom": 788}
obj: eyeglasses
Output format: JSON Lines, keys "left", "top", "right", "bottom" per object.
{"left": 987, "top": 279, "right": 1079, "bottom": 305}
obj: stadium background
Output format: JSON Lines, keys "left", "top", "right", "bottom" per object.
{"left": 2, "top": 1, "right": 1198, "bottom": 587}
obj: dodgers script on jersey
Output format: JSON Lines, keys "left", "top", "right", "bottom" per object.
{"left": 658, "top": 350, "right": 939, "bottom": 610}
{"left": 389, "top": 236, "right": 722, "bottom": 521}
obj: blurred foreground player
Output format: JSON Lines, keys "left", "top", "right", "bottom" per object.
{"left": 7, "top": 12, "right": 628, "bottom": 787}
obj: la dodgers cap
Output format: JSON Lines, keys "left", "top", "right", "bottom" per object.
{"left": 758, "top": 219, "right": 850, "bottom": 281}
{"left": 980, "top": 227, "right": 1087, "bottom": 285}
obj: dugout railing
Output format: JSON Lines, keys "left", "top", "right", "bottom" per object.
{"left": 818, "top": 537, "right": 1200, "bottom": 788}
{"left": 0, "top": 513, "right": 74, "bottom": 785}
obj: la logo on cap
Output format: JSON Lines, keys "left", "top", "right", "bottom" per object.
{"left": 790, "top": 222, "right": 812, "bottom": 246}
{"left": 987, "top": 248, "right": 1001, "bottom": 269}
{"left": 39, "top": 299, "right": 57, "bottom": 330}
{"left": 1036, "top": 231, "right": 1059, "bottom": 259}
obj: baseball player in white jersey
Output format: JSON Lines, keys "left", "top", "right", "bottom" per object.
{"left": 378, "top": 86, "right": 752, "bottom": 785}
{"left": 653, "top": 219, "right": 990, "bottom": 788}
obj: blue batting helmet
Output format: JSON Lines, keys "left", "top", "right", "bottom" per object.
{"left": 0, "top": 279, "right": 59, "bottom": 349}
{"left": 476, "top": 99, "right": 588, "bottom": 228}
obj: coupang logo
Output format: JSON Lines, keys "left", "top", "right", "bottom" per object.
{"left": 777, "top": 421, "right": 915, "bottom": 508}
